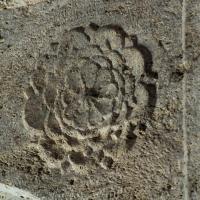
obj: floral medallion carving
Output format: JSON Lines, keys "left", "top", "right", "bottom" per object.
{"left": 23, "top": 24, "right": 158, "bottom": 173}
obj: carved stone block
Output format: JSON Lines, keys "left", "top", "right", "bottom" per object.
{"left": 0, "top": 0, "right": 195, "bottom": 199}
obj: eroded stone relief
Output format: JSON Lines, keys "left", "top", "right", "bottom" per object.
{"left": 23, "top": 24, "right": 158, "bottom": 173}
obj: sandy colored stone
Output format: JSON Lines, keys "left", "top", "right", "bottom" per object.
{"left": 0, "top": 0, "right": 198, "bottom": 199}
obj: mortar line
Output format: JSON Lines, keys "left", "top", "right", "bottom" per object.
{"left": 182, "top": 0, "right": 189, "bottom": 199}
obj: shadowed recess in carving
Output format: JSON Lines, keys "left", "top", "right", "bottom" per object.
{"left": 40, "top": 137, "right": 65, "bottom": 160}
{"left": 23, "top": 23, "right": 158, "bottom": 173}
{"left": 24, "top": 95, "right": 47, "bottom": 130}
{"left": 69, "top": 151, "right": 87, "bottom": 165}
{"left": 126, "top": 123, "right": 137, "bottom": 150}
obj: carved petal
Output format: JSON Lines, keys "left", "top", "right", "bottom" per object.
{"left": 98, "top": 84, "right": 118, "bottom": 98}
{"left": 88, "top": 101, "right": 103, "bottom": 126}
{"left": 44, "top": 86, "right": 57, "bottom": 110}
{"left": 70, "top": 99, "right": 89, "bottom": 129}
{"left": 134, "top": 83, "right": 148, "bottom": 107}
{"left": 107, "top": 51, "right": 124, "bottom": 69}
{"left": 66, "top": 70, "right": 84, "bottom": 93}
{"left": 75, "top": 45, "right": 103, "bottom": 58}
{"left": 44, "top": 72, "right": 58, "bottom": 109}
{"left": 90, "top": 27, "right": 124, "bottom": 51}
{"left": 91, "top": 55, "right": 111, "bottom": 69}
{"left": 92, "top": 98, "right": 113, "bottom": 115}
{"left": 94, "top": 69, "right": 112, "bottom": 89}
{"left": 69, "top": 29, "right": 90, "bottom": 50}
{"left": 121, "top": 48, "right": 144, "bottom": 79}
{"left": 47, "top": 112, "right": 62, "bottom": 134}
{"left": 24, "top": 95, "right": 47, "bottom": 130}
{"left": 81, "top": 61, "right": 99, "bottom": 89}
{"left": 30, "top": 68, "right": 46, "bottom": 93}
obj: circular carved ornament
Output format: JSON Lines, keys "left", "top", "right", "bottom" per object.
{"left": 23, "top": 24, "right": 158, "bottom": 173}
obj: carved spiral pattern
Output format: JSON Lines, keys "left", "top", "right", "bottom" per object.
{"left": 23, "top": 24, "right": 157, "bottom": 173}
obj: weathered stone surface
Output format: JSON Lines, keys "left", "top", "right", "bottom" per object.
{"left": 0, "top": 183, "right": 39, "bottom": 200}
{"left": 186, "top": 0, "right": 200, "bottom": 199}
{"left": 0, "top": 0, "right": 43, "bottom": 10}
{"left": 0, "top": 0, "right": 195, "bottom": 199}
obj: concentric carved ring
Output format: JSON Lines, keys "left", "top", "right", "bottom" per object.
{"left": 23, "top": 24, "right": 158, "bottom": 173}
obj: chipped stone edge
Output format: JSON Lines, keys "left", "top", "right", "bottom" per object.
{"left": 0, "top": 183, "right": 40, "bottom": 200}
